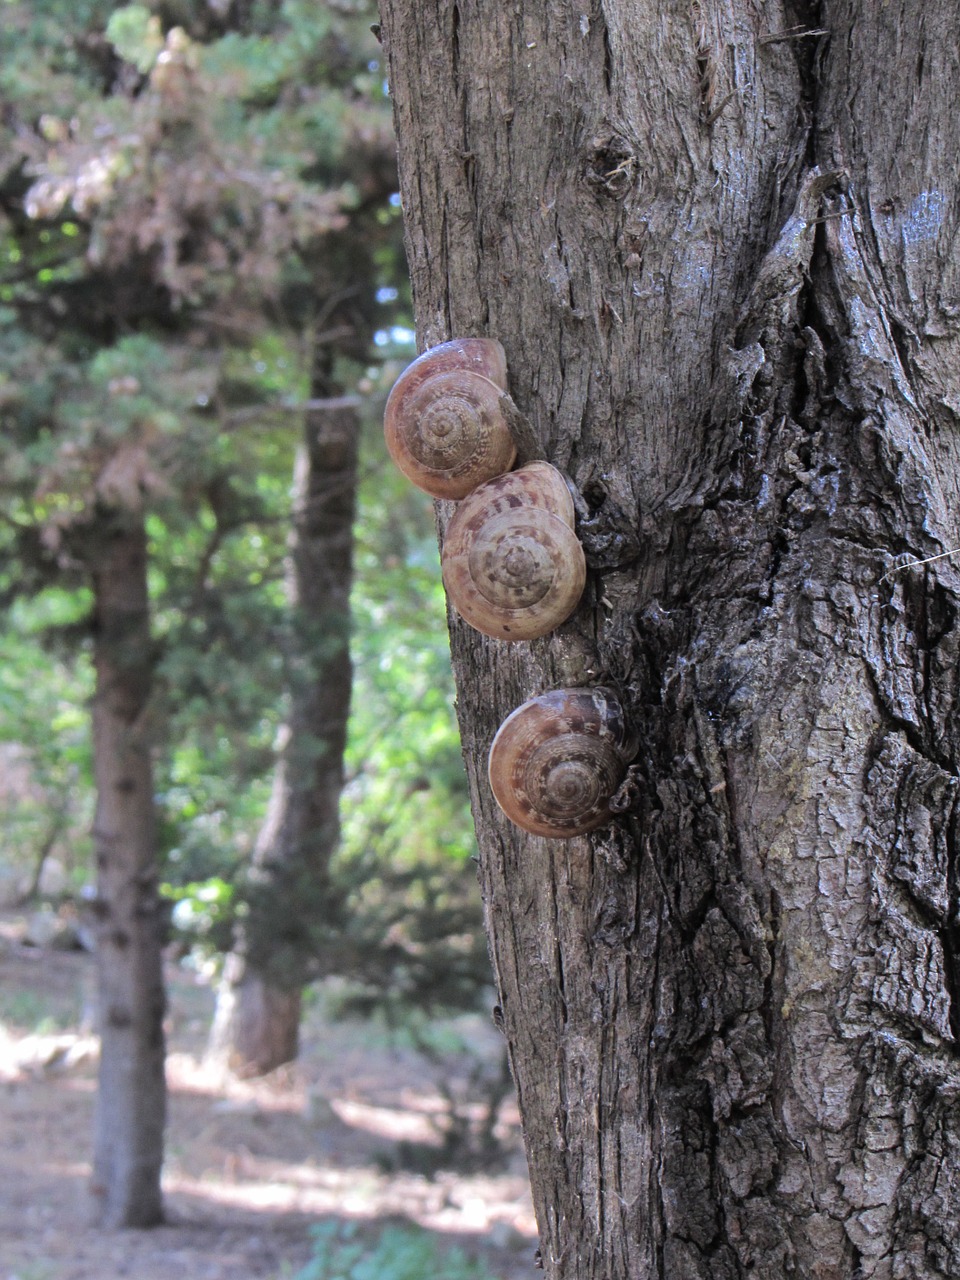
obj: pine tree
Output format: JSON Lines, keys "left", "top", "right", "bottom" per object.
{"left": 0, "top": 0, "right": 393, "bottom": 1223}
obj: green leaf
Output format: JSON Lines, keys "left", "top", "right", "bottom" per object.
{"left": 105, "top": 5, "right": 163, "bottom": 73}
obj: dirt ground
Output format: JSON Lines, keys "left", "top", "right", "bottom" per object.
{"left": 0, "top": 918, "right": 537, "bottom": 1280}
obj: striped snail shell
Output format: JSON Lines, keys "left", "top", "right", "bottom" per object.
{"left": 383, "top": 338, "right": 517, "bottom": 499}
{"left": 488, "top": 687, "right": 637, "bottom": 837}
{"left": 441, "top": 462, "right": 586, "bottom": 641}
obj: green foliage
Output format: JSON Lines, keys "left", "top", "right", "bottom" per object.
{"left": 347, "top": 377, "right": 471, "bottom": 855}
{"left": 0, "top": 594, "right": 94, "bottom": 891}
{"left": 0, "top": 988, "right": 73, "bottom": 1035}
{"left": 105, "top": 6, "right": 164, "bottom": 73}
{"left": 293, "top": 1221, "right": 493, "bottom": 1280}
{"left": 316, "top": 409, "right": 486, "bottom": 1018}
{"left": 0, "top": 0, "right": 393, "bottom": 897}
{"left": 163, "top": 875, "right": 235, "bottom": 952}
{"left": 0, "top": 0, "right": 485, "bottom": 1034}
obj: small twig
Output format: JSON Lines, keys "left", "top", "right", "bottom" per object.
{"left": 759, "top": 27, "right": 829, "bottom": 45}
{"left": 879, "top": 547, "right": 960, "bottom": 584}
{"left": 703, "top": 90, "right": 736, "bottom": 127}
{"left": 300, "top": 395, "right": 362, "bottom": 412}
{"left": 223, "top": 395, "right": 360, "bottom": 425}
{"left": 189, "top": 521, "right": 226, "bottom": 610}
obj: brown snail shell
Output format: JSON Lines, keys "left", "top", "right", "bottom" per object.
{"left": 383, "top": 338, "right": 517, "bottom": 500}
{"left": 441, "top": 462, "right": 586, "bottom": 641}
{"left": 488, "top": 687, "right": 637, "bottom": 837}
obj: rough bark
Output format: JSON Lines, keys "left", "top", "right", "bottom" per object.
{"left": 90, "top": 512, "right": 166, "bottom": 1228}
{"left": 209, "top": 392, "right": 357, "bottom": 1077}
{"left": 379, "top": 2, "right": 960, "bottom": 1277}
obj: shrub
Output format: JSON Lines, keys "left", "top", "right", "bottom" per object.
{"left": 292, "top": 1221, "right": 493, "bottom": 1280}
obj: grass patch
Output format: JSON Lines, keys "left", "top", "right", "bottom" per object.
{"left": 0, "top": 988, "right": 73, "bottom": 1033}
{"left": 291, "top": 1221, "right": 494, "bottom": 1280}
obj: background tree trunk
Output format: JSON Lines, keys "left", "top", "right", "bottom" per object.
{"left": 380, "top": 2, "right": 960, "bottom": 1276}
{"left": 210, "top": 386, "right": 358, "bottom": 1077}
{"left": 90, "top": 512, "right": 166, "bottom": 1228}
{"left": 210, "top": 212, "right": 383, "bottom": 1077}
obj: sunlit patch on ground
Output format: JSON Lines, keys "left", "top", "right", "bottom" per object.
{"left": 0, "top": 932, "right": 537, "bottom": 1280}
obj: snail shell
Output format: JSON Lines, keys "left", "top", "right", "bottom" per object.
{"left": 441, "top": 462, "right": 586, "bottom": 641}
{"left": 383, "top": 338, "right": 517, "bottom": 499}
{"left": 488, "top": 687, "right": 637, "bottom": 837}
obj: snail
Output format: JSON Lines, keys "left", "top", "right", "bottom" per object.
{"left": 383, "top": 338, "right": 517, "bottom": 499}
{"left": 441, "top": 462, "right": 586, "bottom": 640}
{"left": 488, "top": 687, "right": 637, "bottom": 837}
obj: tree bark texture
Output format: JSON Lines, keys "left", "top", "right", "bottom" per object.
{"left": 210, "top": 394, "right": 358, "bottom": 1077}
{"left": 379, "top": 3, "right": 960, "bottom": 1277}
{"left": 90, "top": 513, "right": 166, "bottom": 1228}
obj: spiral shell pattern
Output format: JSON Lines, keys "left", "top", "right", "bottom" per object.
{"left": 383, "top": 338, "right": 516, "bottom": 500}
{"left": 488, "top": 688, "right": 637, "bottom": 837}
{"left": 441, "top": 462, "right": 586, "bottom": 641}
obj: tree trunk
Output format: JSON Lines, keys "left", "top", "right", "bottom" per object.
{"left": 380, "top": 3, "right": 960, "bottom": 1276}
{"left": 15, "top": 792, "right": 70, "bottom": 907}
{"left": 90, "top": 512, "right": 166, "bottom": 1228}
{"left": 209, "top": 392, "right": 357, "bottom": 1077}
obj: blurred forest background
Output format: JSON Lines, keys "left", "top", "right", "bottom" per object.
{"left": 0, "top": 2, "right": 532, "bottom": 1277}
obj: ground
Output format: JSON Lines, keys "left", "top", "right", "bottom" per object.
{"left": 0, "top": 915, "right": 537, "bottom": 1280}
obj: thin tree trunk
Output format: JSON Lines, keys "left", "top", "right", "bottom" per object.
{"left": 90, "top": 512, "right": 166, "bottom": 1228}
{"left": 209, "top": 392, "right": 357, "bottom": 1077}
{"left": 380, "top": 2, "right": 960, "bottom": 1276}
{"left": 15, "top": 792, "right": 70, "bottom": 907}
